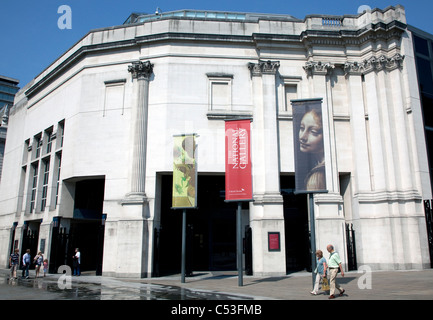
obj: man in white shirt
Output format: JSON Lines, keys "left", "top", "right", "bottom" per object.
{"left": 73, "top": 248, "right": 81, "bottom": 276}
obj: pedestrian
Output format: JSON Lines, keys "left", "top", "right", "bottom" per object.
{"left": 22, "top": 249, "right": 31, "bottom": 279}
{"left": 43, "top": 259, "right": 49, "bottom": 277}
{"left": 33, "top": 251, "right": 44, "bottom": 278}
{"left": 72, "top": 248, "right": 81, "bottom": 276}
{"left": 9, "top": 248, "right": 20, "bottom": 279}
{"left": 310, "top": 249, "right": 327, "bottom": 295}
{"left": 326, "top": 244, "right": 345, "bottom": 299}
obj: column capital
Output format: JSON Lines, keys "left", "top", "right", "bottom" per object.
{"left": 248, "top": 60, "right": 280, "bottom": 76}
{"left": 303, "top": 61, "right": 335, "bottom": 77}
{"left": 128, "top": 60, "right": 154, "bottom": 80}
{"left": 344, "top": 53, "right": 405, "bottom": 76}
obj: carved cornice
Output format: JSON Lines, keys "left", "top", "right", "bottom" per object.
{"left": 303, "top": 61, "right": 335, "bottom": 77}
{"left": 128, "top": 60, "right": 154, "bottom": 80}
{"left": 344, "top": 53, "right": 405, "bottom": 75}
{"left": 248, "top": 60, "right": 280, "bottom": 76}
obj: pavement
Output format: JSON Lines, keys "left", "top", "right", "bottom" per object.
{"left": 1, "top": 267, "right": 433, "bottom": 301}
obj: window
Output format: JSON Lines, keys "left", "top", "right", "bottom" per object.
{"left": 57, "top": 120, "right": 65, "bottom": 149}
{"left": 285, "top": 84, "right": 298, "bottom": 113}
{"left": 30, "top": 163, "right": 38, "bottom": 214}
{"left": 279, "top": 76, "right": 301, "bottom": 116}
{"left": 22, "top": 139, "right": 30, "bottom": 164}
{"left": 55, "top": 152, "right": 62, "bottom": 208}
{"left": 34, "top": 135, "right": 42, "bottom": 159}
{"left": 45, "top": 128, "right": 53, "bottom": 154}
{"left": 103, "top": 79, "right": 126, "bottom": 116}
{"left": 414, "top": 34, "right": 430, "bottom": 57}
{"left": 416, "top": 56, "right": 433, "bottom": 95}
{"left": 208, "top": 75, "right": 233, "bottom": 111}
{"left": 40, "top": 159, "right": 50, "bottom": 211}
{"left": 211, "top": 82, "right": 230, "bottom": 110}
{"left": 21, "top": 121, "right": 65, "bottom": 215}
{"left": 16, "top": 166, "right": 26, "bottom": 216}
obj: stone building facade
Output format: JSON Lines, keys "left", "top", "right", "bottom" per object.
{"left": 0, "top": 6, "right": 431, "bottom": 277}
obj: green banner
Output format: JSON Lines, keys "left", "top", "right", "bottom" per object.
{"left": 172, "top": 134, "right": 197, "bottom": 208}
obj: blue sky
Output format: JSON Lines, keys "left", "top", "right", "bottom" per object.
{"left": 1, "top": 0, "right": 432, "bottom": 88}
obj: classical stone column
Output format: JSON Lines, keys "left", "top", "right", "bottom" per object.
{"left": 247, "top": 60, "right": 286, "bottom": 276}
{"left": 123, "top": 60, "right": 153, "bottom": 204}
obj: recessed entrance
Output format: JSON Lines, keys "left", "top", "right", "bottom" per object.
{"left": 157, "top": 174, "right": 239, "bottom": 276}
{"left": 281, "top": 175, "right": 310, "bottom": 273}
{"left": 156, "top": 174, "right": 309, "bottom": 276}
{"left": 49, "top": 177, "right": 105, "bottom": 274}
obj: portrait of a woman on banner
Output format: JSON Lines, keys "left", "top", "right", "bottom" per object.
{"left": 292, "top": 100, "right": 327, "bottom": 193}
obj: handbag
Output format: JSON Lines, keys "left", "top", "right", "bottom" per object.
{"left": 322, "top": 277, "right": 330, "bottom": 291}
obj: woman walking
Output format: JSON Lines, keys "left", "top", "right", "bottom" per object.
{"left": 310, "top": 250, "right": 328, "bottom": 295}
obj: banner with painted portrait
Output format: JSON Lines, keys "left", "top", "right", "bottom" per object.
{"left": 291, "top": 98, "right": 327, "bottom": 193}
{"left": 172, "top": 134, "right": 197, "bottom": 208}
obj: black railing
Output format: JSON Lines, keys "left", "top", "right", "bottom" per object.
{"left": 424, "top": 200, "right": 433, "bottom": 268}
{"left": 345, "top": 223, "right": 357, "bottom": 271}
{"left": 244, "top": 226, "right": 253, "bottom": 275}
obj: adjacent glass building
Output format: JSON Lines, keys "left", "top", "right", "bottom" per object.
{"left": 411, "top": 26, "right": 433, "bottom": 194}
{"left": 0, "top": 75, "right": 19, "bottom": 110}
{"left": 0, "top": 75, "right": 20, "bottom": 181}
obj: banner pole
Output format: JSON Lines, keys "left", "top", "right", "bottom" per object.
{"left": 309, "top": 193, "right": 316, "bottom": 287}
{"left": 181, "top": 208, "right": 186, "bottom": 283}
{"left": 237, "top": 201, "right": 243, "bottom": 287}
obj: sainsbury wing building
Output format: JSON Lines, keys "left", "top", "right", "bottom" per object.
{"left": 0, "top": 6, "right": 432, "bottom": 278}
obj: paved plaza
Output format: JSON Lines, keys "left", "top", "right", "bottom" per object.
{"left": 1, "top": 268, "right": 432, "bottom": 300}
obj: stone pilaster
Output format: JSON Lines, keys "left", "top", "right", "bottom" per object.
{"left": 302, "top": 60, "right": 345, "bottom": 264}
{"left": 105, "top": 61, "right": 154, "bottom": 279}
{"left": 248, "top": 60, "right": 286, "bottom": 276}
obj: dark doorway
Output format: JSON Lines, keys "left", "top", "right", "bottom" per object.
{"left": 157, "top": 174, "right": 238, "bottom": 276}
{"left": 74, "top": 179, "right": 105, "bottom": 219}
{"left": 20, "top": 220, "right": 41, "bottom": 270}
{"left": 281, "top": 175, "right": 310, "bottom": 273}
{"left": 49, "top": 178, "right": 105, "bottom": 275}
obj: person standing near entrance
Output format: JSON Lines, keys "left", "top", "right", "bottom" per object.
{"left": 22, "top": 249, "right": 31, "bottom": 279}
{"left": 9, "top": 248, "right": 20, "bottom": 279}
{"left": 72, "top": 248, "right": 81, "bottom": 276}
{"left": 326, "top": 244, "right": 345, "bottom": 299}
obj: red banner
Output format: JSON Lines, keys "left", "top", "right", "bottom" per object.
{"left": 225, "top": 120, "right": 253, "bottom": 201}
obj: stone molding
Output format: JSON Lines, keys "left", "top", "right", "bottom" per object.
{"left": 253, "top": 192, "right": 284, "bottom": 205}
{"left": 354, "top": 189, "right": 422, "bottom": 203}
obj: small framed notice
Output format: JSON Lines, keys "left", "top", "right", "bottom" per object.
{"left": 268, "top": 232, "right": 280, "bottom": 252}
